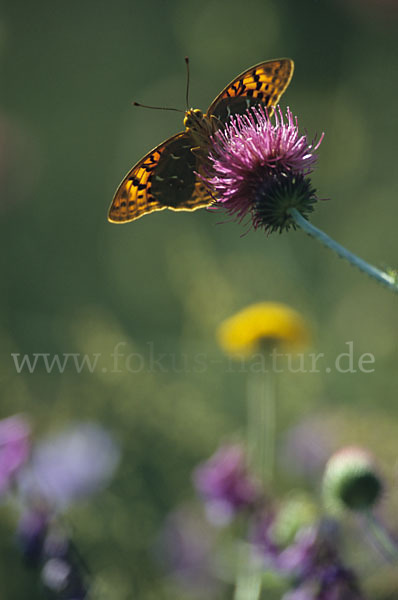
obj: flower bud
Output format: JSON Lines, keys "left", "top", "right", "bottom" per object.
{"left": 323, "top": 447, "right": 383, "bottom": 512}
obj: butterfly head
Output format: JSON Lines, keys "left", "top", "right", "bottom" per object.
{"left": 184, "top": 108, "right": 217, "bottom": 154}
{"left": 184, "top": 108, "right": 205, "bottom": 132}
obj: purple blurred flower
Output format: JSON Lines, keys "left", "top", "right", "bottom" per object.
{"left": 283, "top": 563, "right": 364, "bottom": 600}
{"left": 250, "top": 512, "right": 280, "bottom": 567}
{"left": 193, "top": 444, "right": 259, "bottom": 525}
{"left": 41, "top": 558, "right": 70, "bottom": 592}
{"left": 43, "top": 528, "right": 70, "bottom": 559}
{"left": 17, "top": 507, "right": 49, "bottom": 564}
{"left": 277, "top": 526, "right": 319, "bottom": 576}
{"left": 18, "top": 423, "right": 120, "bottom": 509}
{"left": 283, "top": 533, "right": 365, "bottom": 599}
{"left": 283, "top": 584, "right": 316, "bottom": 600}
{"left": 253, "top": 517, "right": 364, "bottom": 599}
{"left": 204, "top": 106, "right": 323, "bottom": 233}
{"left": 0, "top": 415, "right": 30, "bottom": 495}
{"left": 17, "top": 509, "right": 89, "bottom": 597}
{"left": 317, "top": 564, "right": 364, "bottom": 600}
{"left": 251, "top": 516, "right": 320, "bottom": 577}
{"left": 157, "top": 506, "right": 220, "bottom": 596}
{"left": 41, "top": 556, "right": 88, "bottom": 599}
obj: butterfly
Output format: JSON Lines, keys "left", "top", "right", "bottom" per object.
{"left": 108, "top": 58, "right": 294, "bottom": 223}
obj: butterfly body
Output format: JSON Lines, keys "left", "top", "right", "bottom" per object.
{"left": 108, "top": 59, "right": 294, "bottom": 223}
{"left": 183, "top": 108, "right": 218, "bottom": 157}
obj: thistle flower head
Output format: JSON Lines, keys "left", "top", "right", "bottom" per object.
{"left": 205, "top": 105, "right": 323, "bottom": 233}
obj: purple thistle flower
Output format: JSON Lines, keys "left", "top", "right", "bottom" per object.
{"left": 18, "top": 423, "right": 120, "bottom": 509}
{"left": 204, "top": 106, "right": 323, "bottom": 233}
{"left": 193, "top": 444, "right": 259, "bottom": 525}
{"left": 0, "top": 415, "right": 30, "bottom": 495}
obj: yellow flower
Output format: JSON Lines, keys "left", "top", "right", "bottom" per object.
{"left": 217, "top": 302, "right": 310, "bottom": 357}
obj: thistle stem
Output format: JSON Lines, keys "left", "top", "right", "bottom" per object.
{"left": 363, "top": 511, "right": 398, "bottom": 564}
{"left": 290, "top": 209, "right": 398, "bottom": 292}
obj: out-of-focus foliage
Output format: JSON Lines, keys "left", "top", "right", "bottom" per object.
{"left": 1, "top": 0, "right": 398, "bottom": 598}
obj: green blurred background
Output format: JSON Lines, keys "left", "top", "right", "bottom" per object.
{"left": 1, "top": 0, "right": 398, "bottom": 598}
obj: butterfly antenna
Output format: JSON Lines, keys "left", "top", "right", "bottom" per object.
{"left": 133, "top": 102, "right": 183, "bottom": 113}
{"left": 185, "top": 56, "right": 190, "bottom": 109}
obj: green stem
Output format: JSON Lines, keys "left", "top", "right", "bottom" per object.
{"left": 247, "top": 370, "right": 276, "bottom": 485}
{"left": 290, "top": 208, "right": 398, "bottom": 293}
{"left": 235, "top": 368, "right": 276, "bottom": 600}
{"left": 263, "top": 369, "right": 276, "bottom": 486}
{"left": 363, "top": 511, "right": 398, "bottom": 563}
{"left": 233, "top": 545, "right": 262, "bottom": 600}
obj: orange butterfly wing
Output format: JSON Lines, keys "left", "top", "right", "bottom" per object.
{"left": 207, "top": 58, "right": 294, "bottom": 122}
{"left": 108, "top": 132, "right": 212, "bottom": 223}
